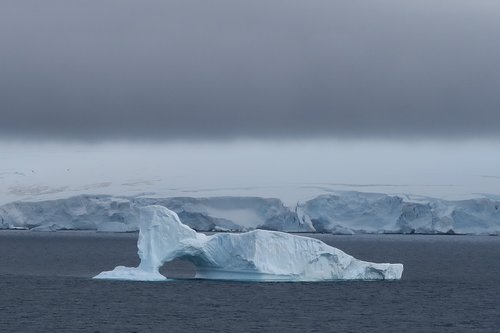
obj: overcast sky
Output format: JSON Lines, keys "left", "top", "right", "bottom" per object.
{"left": 1, "top": 0, "right": 500, "bottom": 141}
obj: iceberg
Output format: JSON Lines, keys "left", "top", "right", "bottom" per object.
{"left": 94, "top": 205, "right": 403, "bottom": 282}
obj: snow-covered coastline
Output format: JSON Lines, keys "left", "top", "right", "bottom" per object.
{"left": 1, "top": 191, "right": 499, "bottom": 235}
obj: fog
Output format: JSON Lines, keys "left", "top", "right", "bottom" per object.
{"left": 2, "top": 140, "right": 500, "bottom": 204}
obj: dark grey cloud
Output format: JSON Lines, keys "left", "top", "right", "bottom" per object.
{"left": 1, "top": 0, "right": 500, "bottom": 140}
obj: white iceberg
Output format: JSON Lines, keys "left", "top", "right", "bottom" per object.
{"left": 94, "top": 205, "right": 403, "bottom": 282}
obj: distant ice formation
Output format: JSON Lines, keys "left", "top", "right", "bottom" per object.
{"left": 94, "top": 206, "right": 403, "bottom": 281}
{"left": 1, "top": 192, "right": 499, "bottom": 235}
{"left": 300, "top": 192, "right": 500, "bottom": 235}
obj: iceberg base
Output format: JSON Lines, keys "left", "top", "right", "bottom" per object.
{"left": 94, "top": 266, "right": 168, "bottom": 282}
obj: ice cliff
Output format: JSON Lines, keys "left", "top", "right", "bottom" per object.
{"left": 94, "top": 205, "right": 403, "bottom": 281}
{"left": 1, "top": 192, "right": 499, "bottom": 235}
{"left": 0, "top": 195, "right": 308, "bottom": 232}
{"left": 300, "top": 192, "right": 500, "bottom": 235}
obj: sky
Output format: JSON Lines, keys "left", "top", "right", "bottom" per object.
{"left": 1, "top": 0, "right": 500, "bottom": 141}
{"left": 1, "top": 1, "right": 500, "bottom": 203}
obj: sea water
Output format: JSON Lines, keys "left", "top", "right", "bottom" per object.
{"left": 0, "top": 231, "right": 499, "bottom": 332}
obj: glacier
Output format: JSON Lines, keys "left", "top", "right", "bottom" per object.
{"left": 299, "top": 192, "right": 500, "bottom": 235}
{"left": 1, "top": 192, "right": 499, "bottom": 235}
{"left": 94, "top": 205, "right": 403, "bottom": 281}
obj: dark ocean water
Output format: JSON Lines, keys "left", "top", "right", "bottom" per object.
{"left": 0, "top": 231, "right": 499, "bottom": 332}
